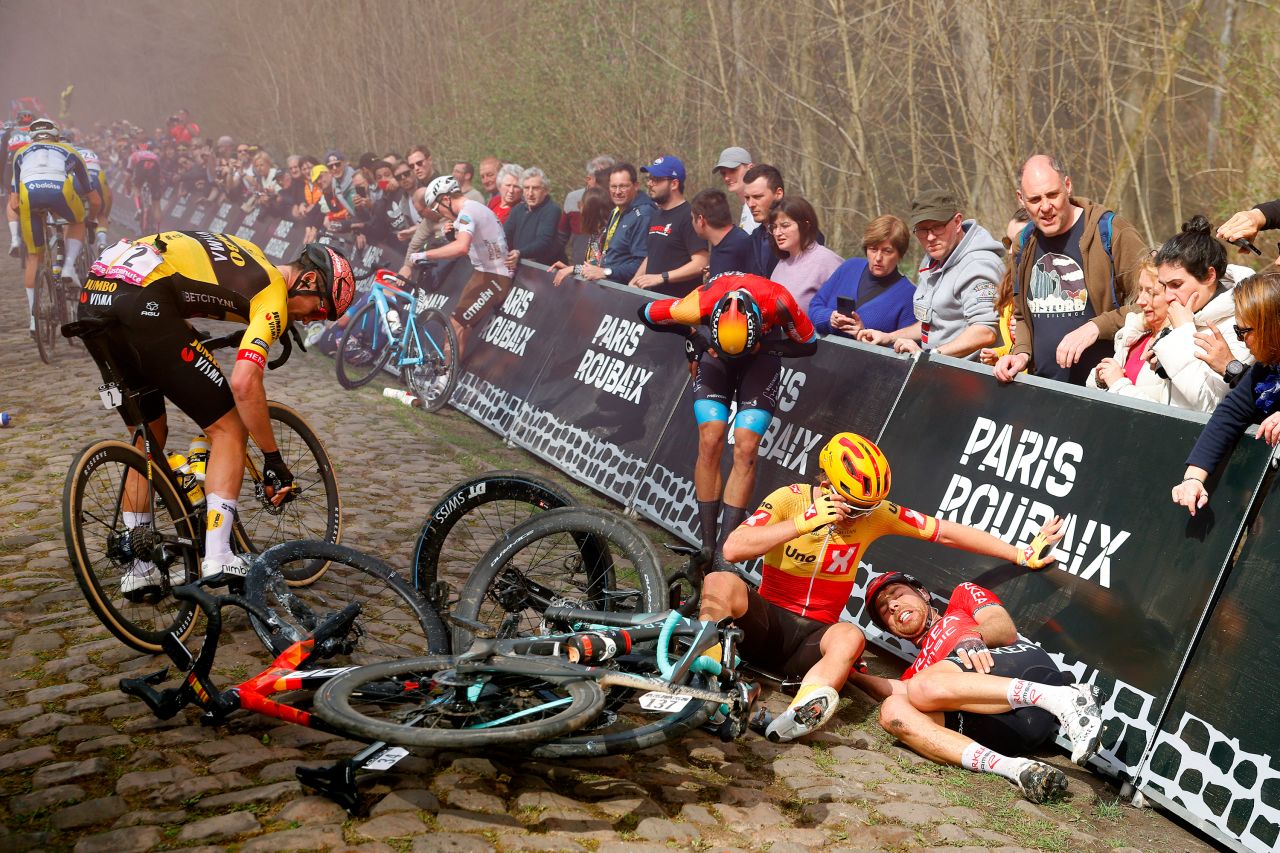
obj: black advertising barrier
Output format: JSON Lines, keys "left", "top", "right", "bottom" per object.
{"left": 633, "top": 334, "right": 913, "bottom": 545}
{"left": 1138, "top": 474, "right": 1280, "bottom": 853}
{"left": 506, "top": 278, "right": 688, "bottom": 507}
{"left": 449, "top": 262, "right": 575, "bottom": 436}
{"left": 863, "top": 353, "right": 1273, "bottom": 782}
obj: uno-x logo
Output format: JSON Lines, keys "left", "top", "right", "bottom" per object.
{"left": 820, "top": 543, "right": 860, "bottom": 575}
{"left": 744, "top": 509, "right": 772, "bottom": 527}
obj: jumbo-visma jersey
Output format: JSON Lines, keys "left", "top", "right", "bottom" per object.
{"left": 745, "top": 484, "right": 941, "bottom": 624}
{"left": 89, "top": 231, "right": 288, "bottom": 368}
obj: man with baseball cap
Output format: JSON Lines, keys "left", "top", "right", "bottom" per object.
{"left": 712, "top": 146, "right": 758, "bottom": 235}
{"left": 631, "top": 155, "right": 708, "bottom": 297}
{"left": 858, "top": 189, "right": 1002, "bottom": 359}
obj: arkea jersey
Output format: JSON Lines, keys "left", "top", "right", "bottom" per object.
{"left": 744, "top": 485, "right": 940, "bottom": 624}
{"left": 7, "top": 128, "right": 31, "bottom": 153}
{"left": 644, "top": 272, "right": 817, "bottom": 348}
{"left": 453, "top": 198, "right": 509, "bottom": 276}
{"left": 89, "top": 231, "right": 289, "bottom": 369}
{"left": 900, "top": 583, "right": 1003, "bottom": 680}
{"left": 11, "top": 140, "right": 90, "bottom": 193}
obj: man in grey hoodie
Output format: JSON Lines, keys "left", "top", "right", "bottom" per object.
{"left": 858, "top": 190, "right": 1003, "bottom": 359}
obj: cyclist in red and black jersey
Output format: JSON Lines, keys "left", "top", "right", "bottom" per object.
{"left": 849, "top": 572, "right": 1105, "bottom": 803}
{"left": 639, "top": 271, "right": 817, "bottom": 563}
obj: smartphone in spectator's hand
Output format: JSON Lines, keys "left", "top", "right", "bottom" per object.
{"left": 837, "top": 296, "right": 857, "bottom": 315}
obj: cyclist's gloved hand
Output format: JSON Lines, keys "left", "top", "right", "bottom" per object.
{"left": 1017, "top": 528, "right": 1057, "bottom": 569}
{"left": 685, "top": 332, "right": 710, "bottom": 364}
{"left": 794, "top": 491, "right": 841, "bottom": 535}
{"left": 261, "top": 450, "right": 296, "bottom": 505}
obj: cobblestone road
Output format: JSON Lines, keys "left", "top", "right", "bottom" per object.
{"left": 0, "top": 262, "right": 1216, "bottom": 852}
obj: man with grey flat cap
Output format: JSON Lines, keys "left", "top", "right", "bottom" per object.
{"left": 712, "top": 146, "right": 759, "bottom": 235}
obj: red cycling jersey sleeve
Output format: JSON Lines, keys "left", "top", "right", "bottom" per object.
{"left": 901, "top": 583, "right": 1004, "bottom": 680}
{"left": 644, "top": 273, "right": 817, "bottom": 343}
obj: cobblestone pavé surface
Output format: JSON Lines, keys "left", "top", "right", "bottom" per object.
{"left": 0, "top": 264, "right": 1215, "bottom": 851}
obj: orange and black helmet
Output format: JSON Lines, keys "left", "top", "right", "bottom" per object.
{"left": 709, "top": 288, "right": 761, "bottom": 357}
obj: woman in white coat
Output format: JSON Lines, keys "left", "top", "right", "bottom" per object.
{"left": 1088, "top": 216, "right": 1253, "bottom": 412}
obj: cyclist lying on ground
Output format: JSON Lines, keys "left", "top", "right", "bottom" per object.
{"left": 847, "top": 572, "right": 1104, "bottom": 803}
{"left": 704, "top": 432, "right": 1063, "bottom": 743}
{"left": 79, "top": 231, "right": 355, "bottom": 594}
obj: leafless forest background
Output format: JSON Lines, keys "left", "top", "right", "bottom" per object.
{"left": 4, "top": 0, "right": 1279, "bottom": 252}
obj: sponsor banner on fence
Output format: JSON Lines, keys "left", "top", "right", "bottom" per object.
{"left": 1138, "top": 475, "right": 1280, "bottom": 853}
{"left": 634, "top": 336, "right": 912, "bottom": 544}
{"left": 450, "top": 263, "right": 573, "bottom": 436}
{"left": 507, "top": 279, "right": 687, "bottom": 506}
{"left": 865, "top": 354, "right": 1273, "bottom": 780}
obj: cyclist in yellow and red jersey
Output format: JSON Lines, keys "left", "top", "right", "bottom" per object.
{"left": 699, "top": 432, "right": 1062, "bottom": 743}
{"left": 78, "top": 231, "right": 355, "bottom": 594}
{"left": 639, "top": 271, "right": 818, "bottom": 564}
{"left": 8, "top": 119, "right": 100, "bottom": 331}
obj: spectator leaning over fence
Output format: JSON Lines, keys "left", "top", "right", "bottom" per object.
{"left": 275, "top": 155, "right": 306, "bottom": 215}
{"left": 1087, "top": 217, "right": 1254, "bottom": 412}
{"left": 478, "top": 156, "right": 501, "bottom": 200}
{"left": 691, "top": 189, "right": 759, "bottom": 280}
{"left": 297, "top": 164, "right": 328, "bottom": 244}
{"left": 742, "top": 164, "right": 787, "bottom": 276}
{"left": 713, "top": 433, "right": 1068, "bottom": 746}
{"left": 361, "top": 160, "right": 415, "bottom": 249}
{"left": 849, "top": 570, "right": 1105, "bottom": 804}
{"left": 452, "top": 161, "right": 485, "bottom": 205}
{"left": 560, "top": 155, "right": 616, "bottom": 265}
{"left": 573, "top": 163, "right": 654, "bottom": 284}
{"left": 1172, "top": 270, "right": 1280, "bottom": 516}
{"left": 858, "top": 190, "right": 1002, "bottom": 358}
{"left": 713, "top": 146, "right": 758, "bottom": 234}
{"left": 767, "top": 196, "right": 842, "bottom": 313}
{"left": 809, "top": 215, "right": 915, "bottom": 339}
{"left": 993, "top": 154, "right": 1148, "bottom": 385}
{"left": 407, "top": 176, "right": 511, "bottom": 366}
{"left": 1216, "top": 197, "right": 1280, "bottom": 254}
{"left": 630, "top": 156, "right": 708, "bottom": 297}
{"left": 550, "top": 186, "right": 611, "bottom": 287}
{"left": 504, "top": 167, "right": 563, "bottom": 268}
{"left": 488, "top": 163, "right": 523, "bottom": 226}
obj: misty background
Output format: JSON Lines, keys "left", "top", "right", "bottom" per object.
{"left": 3, "top": 0, "right": 1278, "bottom": 252}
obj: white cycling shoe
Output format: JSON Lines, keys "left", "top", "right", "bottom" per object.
{"left": 1057, "top": 683, "right": 1104, "bottom": 765}
{"left": 201, "top": 554, "right": 251, "bottom": 581}
{"left": 120, "top": 562, "right": 186, "bottom": 602}
{"left": 765, "top": 686, "right": 839, "bottom": 742}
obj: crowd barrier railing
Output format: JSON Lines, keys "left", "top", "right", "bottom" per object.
{"left": 110, "top": 183, "right": 1279, "bottom": 853}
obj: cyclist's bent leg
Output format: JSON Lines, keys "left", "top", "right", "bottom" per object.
{"left": 693, "top": 353, "right": 732, "bottom": 555}
{"left": 720, "top": 354, "right": 780, "bottom": 550}
{"left": 451, "top": 269, "right": 512, "bottom": 360}
{"left": 16, "top": 184, "right": 50, "bottom": 325}
{"left": 6, "top": 195, "right": 20, "bottom": 256}
{"left": 60, "top": 176, "right": 88, "bottom": 283}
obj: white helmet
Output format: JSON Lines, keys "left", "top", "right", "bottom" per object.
{"left": 424, "top": 175, "right": 461, "bottom": 208}
{"left": 29, "top": 118, "right": 60, "bottom": 141}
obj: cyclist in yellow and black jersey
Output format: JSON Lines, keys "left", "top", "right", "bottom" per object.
{"left": 79, "top": 231, "right": 355, "bottom": 591}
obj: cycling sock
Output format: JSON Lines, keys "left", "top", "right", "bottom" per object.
{"left": 960, "top": 742, "right": 1031, "bottom": 783}
{"left": 64, "top": 238, "right": 83, "bottom": 272}
{"left": 26, "top": 286, "right": 34, "bottom": 317}
{"left": 716, "top": 504, "right": 748, "bottom": 550}
{"left": 204, "top": 493, "right": 237, "bottom": 560}
{"left": 8, "top": 221, "right": 18, "bottom": 244}
{"left": 790, "top": 682, "right": 827, "bottom": 708}
{"left": 122, "top": 511, "right": 153, "bottom": 528}
{"left": 697, "top": 500, "right": 719, "bottom": 556}
{"left": 1007, "top": 678, "right": 1076, "bottom": 716}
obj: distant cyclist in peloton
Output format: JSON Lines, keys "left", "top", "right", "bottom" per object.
{"left": 8, "top": 118, "right": 100, "bottom": 334}
{"left": 125, "top": 139, "right": 163, "bottom": 231}
{"left": 639, "top": 271, "right": 818, "bottom": 564}
{"left": 66, "top": 129, "right": 111, "bottom": 250}
{"left": 404, "top": 175, "right": 511, "bottom": 367}
{"left": 78, "top": 231, "right": 355, "bottom": 596}
{"left": 707, "top": 432, "right": 1063, "bottom": 744}
{"left": 4, "top": 108, "right": 37, "bottom": 258}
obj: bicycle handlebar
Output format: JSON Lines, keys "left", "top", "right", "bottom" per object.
{"left": 196, "top": 321, "right": 300, "bottom": 370}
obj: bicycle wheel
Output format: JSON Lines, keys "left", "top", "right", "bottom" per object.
{"left": 529, "top": 676, "right": 717, "bottom": 758}
{"left": 335, "top": 301, "right": 394, "bottom": 389}
{"left": 63, "top": 439, "right": 200, "bottom": 653}
{"left": 401, "top": 308, "right": 458, "bottom": 412}
{"left": 452, "top": 507, "right": 667, "bottom": 652}
{"left": 312, "top": 654, "right": 604, "bottom": 749}
{"left": 411, "top": 471, "right": 575, "bottom": 594}
{"left": 33, "top": 262, "right": 59, "bottom": 364}
{"left": 245, "top": 540, "right": 448, "bottom": 662}
{"left": 236, "top": 402, "right": 342, "bottom": 585}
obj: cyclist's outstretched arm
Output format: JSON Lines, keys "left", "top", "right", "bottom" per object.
{"left": 229, "top": 360, "right": 278, "bottom": 453}
{"left": 757, "top": 289, "right": 819, "bottom": 358}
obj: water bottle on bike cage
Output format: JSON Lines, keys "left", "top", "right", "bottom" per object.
{"left": 167, "top": 453, "right": 205, "bottom": 507}
{"left": 387, "top": 309, "right": 402, "bottom": 335}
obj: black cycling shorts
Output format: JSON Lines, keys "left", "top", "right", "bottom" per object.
{"left": 454, "top": 269, "right": 512, "bottom": 329}
{"left": 942, "top": 641, "right": 1071, "bottom": 756}
{"left": 694, "top": 349, "right": 780, "bottom": 416}
{"left": 78, "top": 278, "right": 236, "bottom": 430}
{"left": 736, "top": 587, "right": 839, "bottom": 678}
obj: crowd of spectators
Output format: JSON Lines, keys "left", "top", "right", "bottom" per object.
{"left": 78, "top": 114, "right": 1279, "bottom": 422}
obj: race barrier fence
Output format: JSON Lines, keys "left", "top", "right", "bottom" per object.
{"left": 107, "top": 185, "right": 1280, "bottom": 852}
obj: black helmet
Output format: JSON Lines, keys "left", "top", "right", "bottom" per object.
{"left": 296, "top": 243, "right": 356, "bottom": 321}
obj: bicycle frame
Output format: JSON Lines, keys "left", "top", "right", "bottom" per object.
{"left": 364, "top": 273, "right": 451, "bottom": 371}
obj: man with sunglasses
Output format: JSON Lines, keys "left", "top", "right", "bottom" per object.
{"left": 362, "top": 160, "right": 415, "bottom": 248}
{"left": 404, "top": 176, "right": 510, "bottom": 363}
{"left": 77, "top": 233, "right": 356, "bottom": 589}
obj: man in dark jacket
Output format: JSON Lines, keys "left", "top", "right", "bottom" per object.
{"left": 576, "top": 163, "right": 654, "bottom": 283}
{"left": 504, "top": 167, "right": 563, "bottom": 267}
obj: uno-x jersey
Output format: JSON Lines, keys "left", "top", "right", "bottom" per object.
{"left": 89, "top": 231, "right": 289, "bottom": 368}
{"left": 744, "top": 484, "right": 940, "bottom": 624}
{"left": 901, "top": 583, "right": 1003, "bottom": 680}
{"left": 645, "top": 272, "right": 817, "bottom": 346}
{"left": 11, "top": 140, "right": 90, "bottom": 193}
